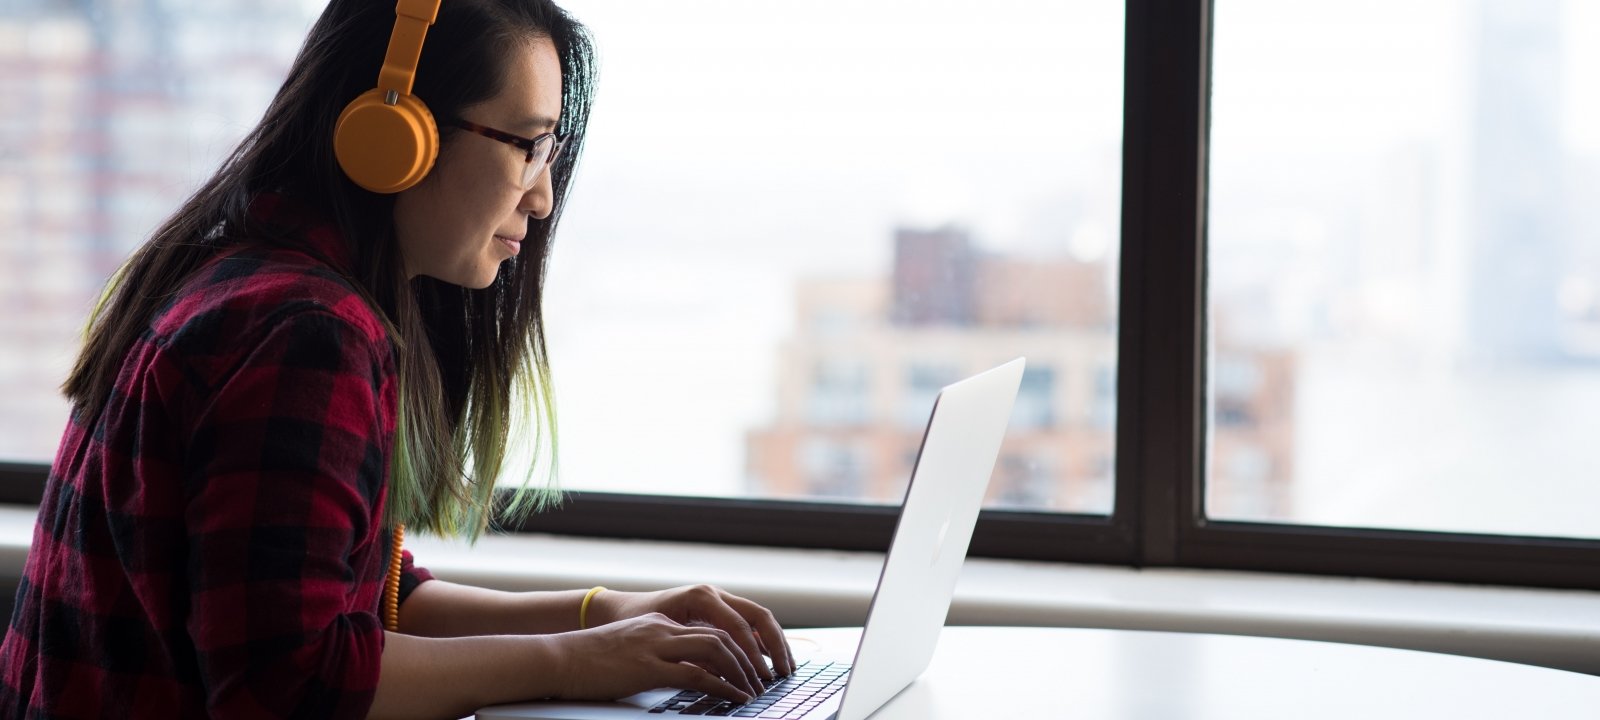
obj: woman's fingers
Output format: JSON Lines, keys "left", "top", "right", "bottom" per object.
{"left": 703, "top": 625, "right": 764, "bottom": 697}
{"left": 670, "top": 629, "right": 762, "bottom": 699}
{"left": 556, "top": 613, "right": 776, "bottom": 704}
{"left": 693, "top": 593, "right": 778, "bottom": 681}
{"left": 753, "top": 627, "right": 795, "bottom": 679}
{"left": 719, "top": 592, "right": 796, "bottom": 676}
{"left": 721, "top": 627, "right": 768, "bottom": 693}
{"left": 665, "top": 661, "right": 753, "bottom": 705}
{"left": 640, "top": 612, "right": 759, "bottom": 698}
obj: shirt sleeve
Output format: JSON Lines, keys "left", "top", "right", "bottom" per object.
{"left": 182, "top": 308, "right": 392, "bottom": 719}
{"left": 398, "top": 549, "right": 434, "bottom": 606}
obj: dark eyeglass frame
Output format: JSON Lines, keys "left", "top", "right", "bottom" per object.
{"left": 448, "top": 118, "right": 568, "bottom": 185}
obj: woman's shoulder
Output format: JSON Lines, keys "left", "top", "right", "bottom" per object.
{"left": 151, "top": 242, "right": 394, "bottom": 373}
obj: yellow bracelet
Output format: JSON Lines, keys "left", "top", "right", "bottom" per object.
{"left": 579, "top": 586, "right": 607, "bottom": 630}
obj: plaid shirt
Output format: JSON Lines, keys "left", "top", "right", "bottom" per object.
{"left": 2, "top": 193, "right": 435, "bottom": 718}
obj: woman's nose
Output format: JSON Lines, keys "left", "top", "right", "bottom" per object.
{"left": 522, "top": 168, "right": 555, "bottom": 220}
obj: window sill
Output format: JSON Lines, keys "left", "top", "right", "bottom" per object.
{"left": 2, "top": 504, "right": 1596, "bottom": 675}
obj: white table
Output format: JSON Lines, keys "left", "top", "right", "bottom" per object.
{"left": 776, "top": 626, "right": 1600, "bottom": 719}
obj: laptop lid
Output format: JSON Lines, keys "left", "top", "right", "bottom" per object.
{"left": 474, "top": 357, "right": 1024, "bottom": 720}
{"left": 831, "top": 357, "right": 1025, "bottom": 720}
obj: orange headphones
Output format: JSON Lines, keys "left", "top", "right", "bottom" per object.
{"left": 334, "top": 0, "right": 444, "bottom": 194}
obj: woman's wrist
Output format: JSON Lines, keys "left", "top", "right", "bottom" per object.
{"left": 522, "top": 632, "right": 570, "bottom": 701}
{"left": 374, "top": 631, "right": 569, "bottom": 716}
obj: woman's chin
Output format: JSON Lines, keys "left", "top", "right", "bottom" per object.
{"left": 415, "top": 267, "right": 499, "bottom": 290}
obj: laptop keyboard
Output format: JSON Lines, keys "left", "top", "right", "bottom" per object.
{"left": 647, "top": 661, "right": 851, "bottom": 718}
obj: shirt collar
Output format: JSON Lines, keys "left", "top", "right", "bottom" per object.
{"left": 245, "top": 192, "right": 357, "bottom": 276}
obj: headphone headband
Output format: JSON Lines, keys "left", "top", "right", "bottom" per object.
{"left": 377, "top": 0, "right": 442, "bottom": 97}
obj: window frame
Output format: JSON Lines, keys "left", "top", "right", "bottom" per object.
{"left": 3, "top": 0, "right": 1597, "bottom": 591}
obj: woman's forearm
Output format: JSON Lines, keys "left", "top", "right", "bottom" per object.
{"left": 398, "top": 579, "right": 591, "bottom": 638}
{"left": 370, "top": 630, "right": 566, "bottom": 720}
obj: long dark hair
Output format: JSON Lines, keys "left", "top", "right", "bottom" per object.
{"left": 63, "top": 0, "right": 596, "bottom": 540}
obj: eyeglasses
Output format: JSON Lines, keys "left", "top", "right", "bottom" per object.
{"left": 449, "top": 118, "right": 568, "bottom": 190}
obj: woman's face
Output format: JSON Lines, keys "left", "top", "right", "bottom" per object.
{"left": 394, "top": 35, "right": 563, "bottom": 288}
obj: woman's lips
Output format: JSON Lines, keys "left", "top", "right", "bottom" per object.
{"left": 495, "top": 235, "right": 523, "bottom": 255}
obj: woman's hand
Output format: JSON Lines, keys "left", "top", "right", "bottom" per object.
{"left": 551, "top": 612, "right": 764, "bottom": 703}
{"left": 587, "top": 585, "right": 796, "bottom": 681}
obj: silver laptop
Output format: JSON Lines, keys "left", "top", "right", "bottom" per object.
{"left": 477, "top": 357, "right": 1026, "bottom": 720}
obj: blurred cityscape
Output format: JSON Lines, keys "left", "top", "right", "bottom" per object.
{"left": 743, "top": 226, "right": 1296, "bottom": 516}
{"left": 0, "top": 0, "right": 307, "bottom": 459}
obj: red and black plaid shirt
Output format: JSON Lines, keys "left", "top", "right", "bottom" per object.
{"left": 2, "top": 193, "right": 435, "bottom": 718}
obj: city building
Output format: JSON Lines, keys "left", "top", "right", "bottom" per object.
{"left": 745, "top": 226, "right": 1297, "bottom": 517}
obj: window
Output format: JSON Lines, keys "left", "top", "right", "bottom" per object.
{"left": 799, "top": 438, "right": 870, "bottom": 501}
{"left": 992, "top": 452, "right": 1057, "bottom": 509}
{"left": 3, "top": 0, "right": 1596, "bottom": 590}
{"left": 1207, "top": 0, "right": 1600, "bottom": 540}
{"left": 805, "top": 359, "right": 871, "bottom": 429}
{"left": 900, "top": 363, "right": 961, "bottom": 430}
{"left": 1011, "top": 367, "right": 1057, "bottom": 430}
{"left": 540, "top": 0, "right": 1124, "bottom": 511}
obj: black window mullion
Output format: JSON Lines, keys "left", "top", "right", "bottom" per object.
{"left": 1116, "top": 0, "right": 1211, "bottom": 568}
{"left": 502, "top": 492, "right": 903, "bottom": 549}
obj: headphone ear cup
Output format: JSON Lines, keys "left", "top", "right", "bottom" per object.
{"left": 334, "top": 88, "right": 440, "bottom": 194}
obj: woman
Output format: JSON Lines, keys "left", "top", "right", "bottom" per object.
{"left": 0, "top": 1, "right": 793, "bottom": 717}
